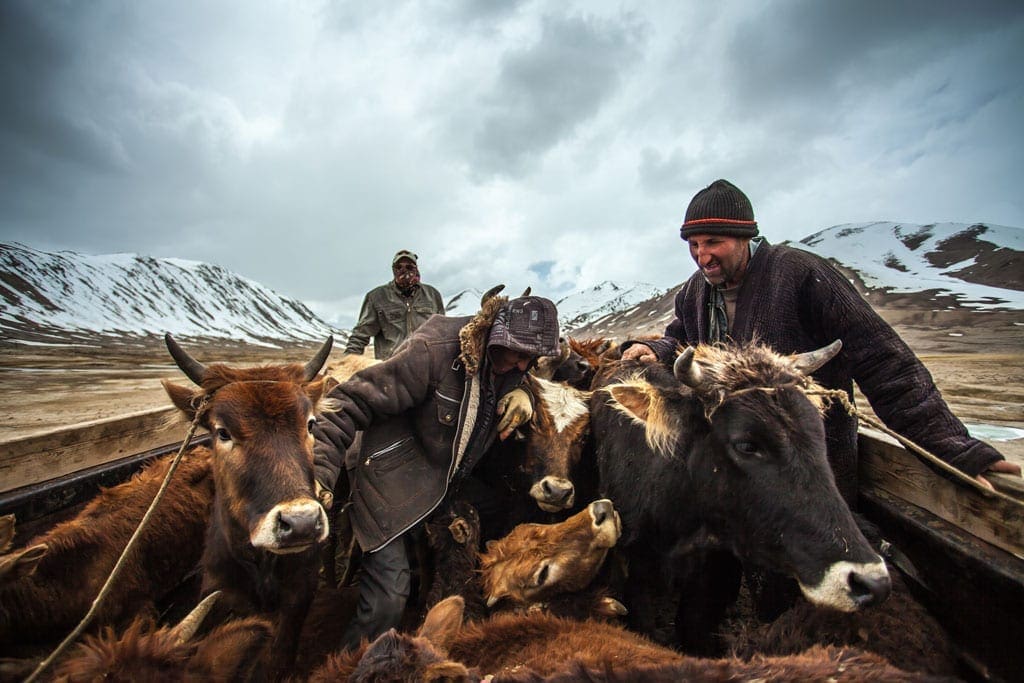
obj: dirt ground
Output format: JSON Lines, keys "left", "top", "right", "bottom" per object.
{"left": 0, "top": 319, "right": 1022, "bottom": 466}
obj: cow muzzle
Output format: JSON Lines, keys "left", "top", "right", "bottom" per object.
{"left": 588, "top": 499, "right": 621, "bottom": 548}
{"left": 250, "top": 498, "right": 330, "bottom": 554}
{"left": 530, "top": 476, "right": 575, "bottom": 512}
{"left": 799, "top": 557, "right": 891, "bottom": 612}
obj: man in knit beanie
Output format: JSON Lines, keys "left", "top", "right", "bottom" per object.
{"left": 623, "top": 178, "right": 1019, "bottom": 496}
{"left": 620, "top": 177, "right": 1020, "bottom": 651}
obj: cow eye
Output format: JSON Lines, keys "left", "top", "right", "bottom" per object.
{"left": 307, "top": 417, "right": 317, "bottom": 434}
{"left": 216, "top": 427, "right": 231, "bottom": 442}
{"left": 535, "top": 563, "right": 550, "bottom": 587}
{"left": 733, "top": 441, "right": 761, "bottom": 458}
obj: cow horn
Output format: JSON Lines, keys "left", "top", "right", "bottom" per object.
{"left": 792, "top": 339, "right": 843, "bottom": 375}
{"left": 303, "top": 336, "right": 334, "bottom": 381}
{"left": 673, "top": 346, "right": 702, "bottom": 388}
{"left": 520, "top": 286, "right": 531, "bottom": 297}
{"left": 171, "top": 591, "right": 221, "bottom": 644}
{"left": 481, "top": 284, "right": 506, "bottom": 306}
{"left": 165, "top": 333, "right": 207, "bottom": 386}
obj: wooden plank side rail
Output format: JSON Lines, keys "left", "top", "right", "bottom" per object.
{"left": 0, "top": 407, "right": 197, "bottom": 494}
{"left": 858, "top": 428, "right": 1024, "bottom": 560}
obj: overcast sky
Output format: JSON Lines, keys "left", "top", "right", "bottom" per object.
{"left": 2, "top": 1, "right": 1022, "bottom": 327}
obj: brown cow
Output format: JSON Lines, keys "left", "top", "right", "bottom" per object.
{"left": 51, "top": 592, "right": 274, "bottom": 682}
{"left": 422, "top": 500, "right": 488, "bottom": 622}
{"left": 331, "top": 597, "right": 938, "bottom": 682}
{"left": 518, "top": 375, "right": 593, "bottom": 513}
{"left": 161, "top": 333, "right": 334, "bottom": 679}
{"left": 0, "top": 450, "right": 213, "bottom": 655}
{"left": 480, "top": 499, "right": 620, "bottom": 615}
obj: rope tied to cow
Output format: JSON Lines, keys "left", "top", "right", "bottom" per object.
{"left": 805, "top": 387, "right": 1011, "bottom": 498}
{"left": 24, "top": 394, "right": 212, "bottom": 683}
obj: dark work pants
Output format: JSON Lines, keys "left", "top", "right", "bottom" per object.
{"left": 339, "top": 533, "right": 411, "bottom": 651}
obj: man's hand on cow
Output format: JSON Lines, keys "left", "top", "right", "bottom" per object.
{"left": 497, "top": 387, "right": 533, "bottom": 440}
{"left": 621, "top": 343, "right": 657, "bottom": 364}
{"left": 315, "top": 479, "right": 334, "bottom": 511}
{"left": 975, "top": 459, "right": 1023, "bottom": 491}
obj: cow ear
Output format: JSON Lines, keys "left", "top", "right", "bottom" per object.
{"left": 0, "top": 543, "right": 48, "bottom": 582}
{"left": 305, "top": 376, "right": 328, "bottom": 406}
{"left": 417, "top": 596, "right": 464, "bottom": 653}
{"left": 608, "top": 384, "right": 653, "bottom": 423}
{"left": 163, "top": 380, "right": 200, "bottom": 420}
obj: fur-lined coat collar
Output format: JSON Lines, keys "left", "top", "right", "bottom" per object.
{"left": 458, "top": 296, "right": 505, "bottom": 377}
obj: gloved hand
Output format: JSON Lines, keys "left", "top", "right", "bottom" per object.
{"left": 497, "top": 387, "right": 533, "bottom": 441}
{"left": 621, "top": 343, "right": 657, "bottom": 363}
{"left": 315, "top": 479, "right": 334, "bottom": 511}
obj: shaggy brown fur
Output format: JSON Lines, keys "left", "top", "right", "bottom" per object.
{"left": 0, "top": 451, "right": 214, "bottom": 652}
{"left": 726, "top": 569, "right": 961, "bottom": 677}
{"left": 52, "top": 613, "right": 272, "bottom": 682}
{"left": 318, "top": 596, "right": 942, "bottom": 682}
{"left": 490, "top": 645, "right": 949, "bottom": 682}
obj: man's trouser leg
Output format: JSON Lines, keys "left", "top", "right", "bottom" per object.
{"left": 339, "top": 534, "right": 410, "bottom": 651}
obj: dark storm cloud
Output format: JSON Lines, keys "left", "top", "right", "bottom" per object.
{"left": 727, "top": 0, "right": 1024, "bottom": 108}
{"left": 457, "top": 12, "right": 645, "bottom": 178}
{"left": 0, "top": 2, "right": 130, "bottom": 232}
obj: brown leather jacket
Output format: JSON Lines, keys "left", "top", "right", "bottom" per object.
{"left": 313, "top": 297, "right": 525, "bottom": 552}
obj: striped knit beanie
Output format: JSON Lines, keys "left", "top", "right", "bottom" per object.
{"left": 680, "top": 179, "right": 759, "bottom": 240}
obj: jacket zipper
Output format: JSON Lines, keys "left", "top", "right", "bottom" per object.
{"left": 364, "top": 437, "right": 413, "bottom": 466}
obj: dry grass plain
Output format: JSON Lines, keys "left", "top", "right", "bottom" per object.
{"left": 1, "top": 312, "right": 1022, "bottom": 466}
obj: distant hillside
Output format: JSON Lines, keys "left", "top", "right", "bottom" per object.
{"left": 0, "top": 243, "right": 342, "bottom": 347}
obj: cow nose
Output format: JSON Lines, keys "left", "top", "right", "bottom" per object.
{"left": 538, "top": 477, "right": 574, "bottom": 507}
{"left": 848, "top": 569, "right": 892, "bottom": 607}
{"left": 277, "top": 506, "right": 324, "bottom": 543}
{"left": 589, "top": 499, "right": 614, "bottom": 526}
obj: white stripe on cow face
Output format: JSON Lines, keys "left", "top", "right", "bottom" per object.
{"left": 798, "top": 556, "right": 891, "bottom": 612}
{"left": 534, "top": 377, "right": 589, "bottom": 433}
{"left": 250, "top": 499, "right": 329, "bottom": 554}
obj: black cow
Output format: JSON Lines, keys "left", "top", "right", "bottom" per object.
{"left": 591, "top": 342, "right": 890, "bottom": 651}
{"left": 162, "top": 333, "right": 334, "bottom": 679}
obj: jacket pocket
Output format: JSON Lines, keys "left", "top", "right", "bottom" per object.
{"left": 363, "top": 437, "right": 416, "bottom": 472}
{"left": 434, "top": 388, "right": 461, "bottom": 427}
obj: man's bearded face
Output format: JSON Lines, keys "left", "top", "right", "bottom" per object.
{"left": 393, "top": 259, "right": 420, "bottom": 290}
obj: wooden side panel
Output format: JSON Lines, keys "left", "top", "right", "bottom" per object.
{"left": 0, "top": 407, "right": 193, "bottom": 494}
{"left": 858, "top": 429, "right": 1024, "bottom": 560}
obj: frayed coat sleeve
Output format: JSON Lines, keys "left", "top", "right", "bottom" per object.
{"left": 795, "top": 257, "right": 1003, "bottom": 476}
{"left": 313, "top": 337, "right": 434, "bottom": 492}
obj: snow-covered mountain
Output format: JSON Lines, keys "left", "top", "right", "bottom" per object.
{"left": 555, "top": 281, "right": 665, "bottom": 330}
{"left": 443, "top": 282, "right": 665, "bottom": 334}
{"left": 0, "top": 242, "right": 341, "bottom": 346}
{"left": 796, "top": 222, "right": 1023, "bottom": 309}
{"left": 4, "top": 222, "right": 1019, "bottom": 348}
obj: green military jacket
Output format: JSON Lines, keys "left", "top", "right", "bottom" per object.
{"left": 344, "top": 281, "right": 445, "bottom": 360}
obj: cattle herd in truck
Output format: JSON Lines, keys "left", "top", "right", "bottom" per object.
{"left": 0, "top": 334, "right": 966, "bottom": 681}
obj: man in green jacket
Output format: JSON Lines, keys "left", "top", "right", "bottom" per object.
{"left": 344, "top": 249, "right": 446, "bottom": 360}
